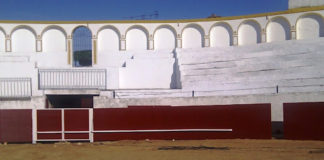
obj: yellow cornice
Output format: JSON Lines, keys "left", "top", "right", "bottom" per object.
{"left": 0, "top": 6, "right": 324, "bottom": 24}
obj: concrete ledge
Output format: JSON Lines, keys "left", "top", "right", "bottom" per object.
{"left": 44, "top": 90, "right": 100, "bottom": 95}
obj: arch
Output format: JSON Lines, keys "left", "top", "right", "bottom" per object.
{"left": 181, "top": 23, "right": 205, "bottom": 49}
{"left": 126, "top": 25, "right": 149, "bottom": 51}
{"left": 11, "top": 25, "right": 37, "bottom": 52}
{"left": 209, "top": 22, "right": 233, "bottom": 47}
{"left": 41, "top": 25, "right": 67, "bottom": 52}
{"left": 97, "top": 25, "right": 121, "bottom": 52}
{"left": 72, "top": 26, "right": 92, "bottom": 67}
{"left": 238, "top": 19, "right": 262, "bottom": 46}
{"left": 296, "top": 13, "right": 324, "bottom": 40}
{"left": 0, "top": 27, "right": 5, "bottom": 52}
{"left": 266, "top": 16, "right": 291, "bottom": 42}
{"left": 153, "top": 24, "right": 177, "bottom": 51}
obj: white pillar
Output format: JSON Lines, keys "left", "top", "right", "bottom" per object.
{"left": 261, "top": 29, "right": 266, "bottom": 43}
{"left": 61, "top": 109, "right": 65, "bottom": 141}
{"left": 204, "top": 35, "right": 210, "bottom": 47}
{"left": 233, "top": 31, "right": 238, "bottom": 46}
{"left": 5, "top": 36, "right": 11, "bottom": 52}
{"left": 89, "top": 109, "right": 94, "bottom": 142}
{"left": 291, "top": 25, "right": 296, "bottom": 40}
{"left": 32, "top": 108, "right": 37, "bottom": 144}
{"left": 149, "top": 34, "right": 154, "bottom": 50}
{"left": 67, "top": 36, "right": 72, "bottom": 65}
{"left": 176, "top": 34, "right": 182, "bottom": 48}
{"left": 92, "top": 36, "right": 97, "bottom": 65}
{"left": 36, "top": 36, "right": 42, "bottom": 52}
{"left": 120, "top": 35, "right": 126, "bottom": 51}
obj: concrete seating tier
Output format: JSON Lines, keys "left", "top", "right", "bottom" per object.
{"left": 177, "top": 38, "right": 324, "bottom": 95}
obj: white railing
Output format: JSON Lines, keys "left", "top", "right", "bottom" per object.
{"left": 38, "top": 69, "right": 106, "bottom": 90}
{"left": 0, "top": 78, "right": 32, "bottom": 99}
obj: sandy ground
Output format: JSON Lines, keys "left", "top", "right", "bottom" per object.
{"left": 0, "top": 139, "right": 324, "bottom": 160}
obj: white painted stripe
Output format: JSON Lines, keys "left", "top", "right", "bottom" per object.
{"left": 37, "top": 131, "right": 62, "bottom": 134}
{"left": 37, "top": 131, "right": 89, "bottom": 134}
{"left": 93, "top": 129, "right": 233, "bottom": 133}
{"left": 37, "top": 139, "right": 90, "bottom": 142}
{"left": 64, "top": 131, "right": 90, "bottom": 134}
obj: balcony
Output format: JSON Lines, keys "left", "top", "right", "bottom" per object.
{"left": 38, "top": 69, "right": 106, "bottom": 90}
{"left": 0, "top": 78, "right": 32, "bottom": 99}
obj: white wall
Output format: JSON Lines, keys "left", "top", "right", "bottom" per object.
{"left": 297, "top": 14, "right": 324, "bottom": 40}
{"left": 119, "top": 56, "right": 175, "bottom": 89}
{"left": 210, "top": 23, "right": 233, "bottom": 47}
{"left": 0, "top": 29, "right": 5, "bottom": 52}
{"left": 12, "top": 28, "right": 36, "bottom": 52}
{"left": 42, "top": 29, "right": 66, "bottom": 52}
{"left": 0, "top": 9, "right": 324, "bottom": 92}
{"left": 266, "top": 17, "right": 291, "bottom": 42}
{"left": 98, "top": 28, "right": 120, "bottom": 52}
{"left": 154, "top": 27, "right": 176, "bottom": 51}
{"left": 33, "top": 52, "right": 69, "bottom": 68}
{"left": 238, "top": 20, "right": 262, "bottom": 45}
{"left": 182, "top": 25, "right": 204, "bottom": 49}
{"left": 289, "top": 0, "right": 324, "bottom": 9}
{"left": 126, "top": 28, "right": 148, "bottom": 51}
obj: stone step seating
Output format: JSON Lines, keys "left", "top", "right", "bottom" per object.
{"left": 178, "top": 38, "right": 324, "bottom": 95}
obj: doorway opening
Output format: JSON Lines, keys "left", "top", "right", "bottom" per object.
{"left": 46, "top": 95, "right": 95, "bottom": 108}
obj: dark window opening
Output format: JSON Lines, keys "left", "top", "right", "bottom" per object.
{"left": 46, "top": 95, "right": 95, "bottom": 108}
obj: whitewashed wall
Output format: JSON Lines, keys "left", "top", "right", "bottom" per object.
{"left": 42, "top": 26, "right": 66, "bottom": 52}
{"left": 0, "top": 10, "right": 324, "bottom": 92}
{"left": 297, "top": 13, "right": 324, "bottom": 39}
{"left": 289, "top": 0, "right": 324, "bottom": 9}
{"left": 266, "top": 17, "right": 291, "bottom": 42}
{"left": 210, "top": 22, "right": 233, "bottom": 47}
{"left": 154, "top": 25, "right": 176, "bottom": 51}
{"left": 126, "top": 26, "right": 148, "bottom": 51}
{"left": 119, "top": 53, "right": 175, "bottom": 89}
{"left": 0, "top": 28, "right": 5, "bottom": 52}
{"left": 11, "top": 27, "right": 36, "bottom": 52}
{"left": 238, "top": 20, "right": 262, "bottom": 45}
{"left": 182, "top": 24, "right": 204, "bottom": 48}
{"left": 98, "top": 26, "right": 120, "bottom": 52}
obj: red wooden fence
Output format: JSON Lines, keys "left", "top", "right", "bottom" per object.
{"left": 284, "top": 102, "right": 324, "bottom": 140}
{"left": 0, "top": 104, "right": 272, "bottom": 143}
{"left": 93, "top": 104, "right": 271, "bottom": 141}
{"left": 37, "top": 109, "right": 90, "bottom": 142}
{"left": 0, "top": 109, "right": 32, "bottom": 143}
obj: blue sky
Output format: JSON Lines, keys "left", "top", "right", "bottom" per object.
{"left": 0, "top": 0, "right": 288, "bottom": 21}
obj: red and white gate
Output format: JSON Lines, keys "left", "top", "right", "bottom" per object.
{"left": 35, "top": 109, "right": 93, "bottom": 142}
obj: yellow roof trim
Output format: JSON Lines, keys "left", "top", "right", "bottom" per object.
{"left": 0, "top": 6, "right": 324, "bottom": 24}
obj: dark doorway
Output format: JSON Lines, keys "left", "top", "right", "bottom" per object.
{"left": 46, "top": 95, "right": 94, "bottom": 108}
{"left": 72, "top": 26, "right": 92, "bottom": 67}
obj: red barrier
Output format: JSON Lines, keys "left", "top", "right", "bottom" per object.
{"left": 37, "top": 109, "right": 89, "bottom": 141}
{"left": 37, "top": 110, "right": 62, "bottom": 140}
{"left": 64, "top": 109, "right": 89, "bottom": 140}
{"left": 94, "top": 104, "right": 271, "bottom": 141}
{"left": 284, "top": 102, "right": 324, "bottom": 140}
{"left": 0, "top": 109, "right": 32, "bottom": 143}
